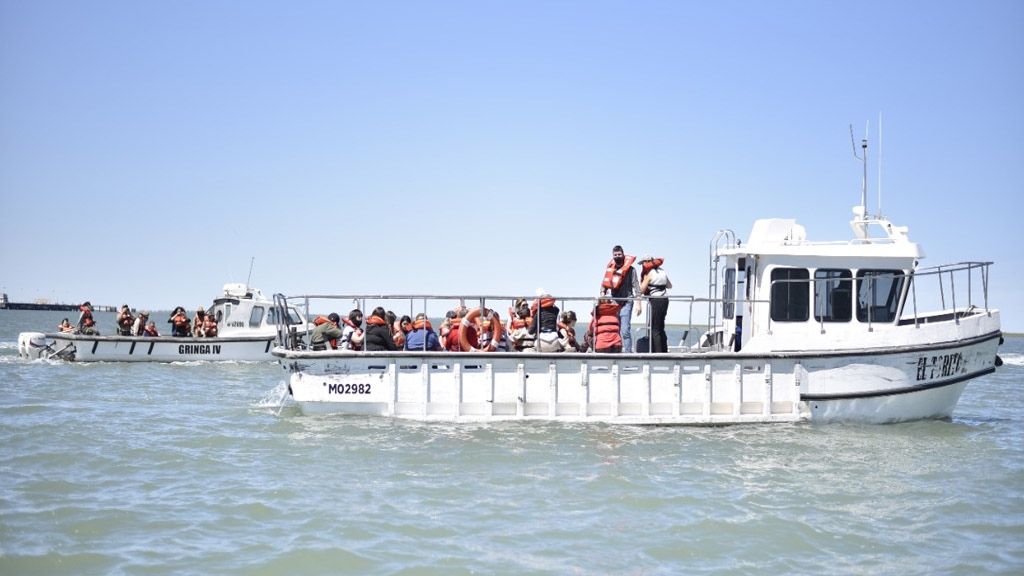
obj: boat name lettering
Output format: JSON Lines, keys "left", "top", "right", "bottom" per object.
{"left": 228, "top": 321, "right": 245, "bottom": 328}
{"left": 327, "top": 383, "right": 372, "bottom": 395}
{"left": 178, "top": 344, "right": 222, "bottom": 355}
{"left": 915, "top": 352, "right": 964, "bottom": 381}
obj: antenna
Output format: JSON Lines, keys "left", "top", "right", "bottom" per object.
{"left": 850, "top": 122, "right": 869, "bottom": 220}
{"left": 246, "top": 257, "right": 255, "bottom": 288}
{"left": 877, "top": 113, "right": 883, "bottom": 218}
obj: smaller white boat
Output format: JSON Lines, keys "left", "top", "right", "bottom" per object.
{"left": 18, "top": 284, "right": 308, "bottom": 362}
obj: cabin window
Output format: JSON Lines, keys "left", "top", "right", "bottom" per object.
{"left": 770, "top": 268, "right": 809, "bottom": 322}
{"left": 856, "top": 270, "right": 905, "bottom": 323}
{"left": 814, "top": 269, "right": 852, "bottom": 322}
{"left": 723, "top": 268, "right": 736, "bottom": 319}
{"left": 267, "top": 307, "right": 303, "bottom": 326}
{"left": 249, "top": 306, "right": 265, "bottom": 328}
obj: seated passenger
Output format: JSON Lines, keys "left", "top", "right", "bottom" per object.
{"left": 589, "top": 299, "right": 623, "bottom": 353}
{"left": 364, "top": 307, "right": 398, "bottom": 351}
{"left": 77, "top": 301, "right": 99, "bottom": 335}
{"left": 116, "top": 304, "right": 135, "bottom": 336}
{"left": 58, "top": 318, "right": 74, "bottom": 332}
{"left": 558, "top": 310, "right": 580, "bottom": 352}
{"left": 404, "top": 313, "right": 442, "bottom": 351}
{"left": 168, "top": 306, "right": 190, "bottom": 337}
{"left": 530, "top": 292, "right": 562, "bottom": 352}
{"left": 441, "top": 307, "right": 476, "bottom": 351}
{"left": 132, "top": 311, "right": 150, "bottom": 336}
{"left": 201, "top": 310, "right": 218, "bottom": 337}
{"left": 143, "top": 321, "right": 160, "bottom": 337}
{"left": 509, "top": 300, "right": 536, "bottom": 352}
{"left": 311, "top": 312, "right": 344, "bottom": 351}
{"left": 340, "top": 309, "right": 364, "bottom": 350}
{"left": 192, "top": 307, "right": 207, "bottom": 337}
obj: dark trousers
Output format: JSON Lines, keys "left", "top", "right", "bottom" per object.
{"left": 650, "top": 297, "right": 669, "bottom": 353}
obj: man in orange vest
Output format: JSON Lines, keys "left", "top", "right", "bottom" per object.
{"left": 602, "top": 245, "right": 641, "bottom": 352}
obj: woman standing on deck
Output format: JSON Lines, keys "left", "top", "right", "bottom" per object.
{"left": 640, "top": 254, "right": 672, "bottom": 353}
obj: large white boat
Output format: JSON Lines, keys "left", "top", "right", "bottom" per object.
{"left": 269, "top": 142, "right": 1003, "bottom": 423}
{"left": 18, "top": 284, "right": 308, "bottom": 362}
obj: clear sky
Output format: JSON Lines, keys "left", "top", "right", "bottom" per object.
{"left": 2, "top": 1, "right": 1022, "bottom": 330}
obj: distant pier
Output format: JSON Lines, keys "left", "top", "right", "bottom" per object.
{"left": 0, "top": 293, "right": 116, "bottom": 312}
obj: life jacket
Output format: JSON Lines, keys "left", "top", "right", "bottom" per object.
{"left": 593, "top": 302, "right": 622, "bottom": 350}
{"left": 530, "top": 298, "right": 556, "bottom": 313}
{"left": 366, "top": 315, "right": 387, "bottom": 326}
{"left": 342, "top": 318, "right": 363, "bottom": 351}
{"left": 80, "top": 306, "right": 95, "bottom": 327}
{"left": 118, "top": 310, "right": 134, "bottom": 328}
{"left": 507, "top": 307, "right": 532, "bottom": 332}
{"left": 313, "top": 316, "right": 339, "bottom": 349}
{"left": 172, "top": 312, "right": 188, "bottom": 328}
{"left": 143, "top": 324, "right": 159, "bottom": 337}
{"left": 558, "top": 322, "right": 579, "bottom": 350}
{"left": 602, "top": 255, "right": 636, "bottom": 291}
{"left": 444, "top": 318, "right": 465, "bottom": 351}
{"left": 391, "top": 321, "right": 406, "bottom": 348}
{"left": 640, "top": 257, "right": 665, "bottom": 281}
{"left": 203, "top": 315, "right": 218, "bottom": 336}
{"left": 412, "top": 318, "right": 432, "bottom": 330}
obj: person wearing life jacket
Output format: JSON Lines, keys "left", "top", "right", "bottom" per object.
{"left": 58, "top": 318, "right": 74, "bottom": 332}
{"left": 192, "top": 307, "right": 207, "bottom": 337}
{"left": 311, "top": 312, "right": 344, "bottom": 351}
{"left": 529, "top": 291, "right": 564, "bottom": 352}
{"left": 441, "top": 306, "right": 477, "bottom": 352}
{"left": 558, "top": 310, "right": 580, "bottom": 352}
{"left": 588, "top": 299, "right": 623, "bottom": 353}
{"left": 116, "top": 304, "right": 135, "bottom": 336}
{"left": 509, "top": 299, "right": 536, "bottom": 352}
{"left": 601, "top": 245, "right": 641, "bottom": 352}
{"left": 364, "top": 307, "right": 398, "bottom": 351}
{"left": 132, "top": 311, "right": 150, "bottom": 336}
{"left": 201, "top": 311, "right": 219, "bottom": 338}
{"left": 404, "top": 313, "right": 442, "bottom": 351}
{"left": 143, "top": 321, "right": 160, "bottom": 337}
{"left": 76, "top": 301, "right": 99, "bottom": 335}
{"left": 168, "top": 306, "right": 190, "bottom": 337}
{"left": 392, "top": 314, "right": 411, "bottom": 348}
{"left": 340, "top": 309, "right": 365, "bottom": 351}
{"left": 639, "top": 254, "right": 673, "bottom": 353}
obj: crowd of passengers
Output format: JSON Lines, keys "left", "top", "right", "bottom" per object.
{"left": 310, "top": 246, "right": 674, "bottom": 353}
{"left": 60, "top": 302, "right": 219, "bottom": 338}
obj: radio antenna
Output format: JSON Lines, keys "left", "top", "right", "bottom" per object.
{"left": 246, "top": 257, "right": 255, "bottom": 288}
{"left": 877, "top": 113, "right": 883, "bottom": 218}
{"left": 850, "top": 121, "right": 869, "bottom": 220}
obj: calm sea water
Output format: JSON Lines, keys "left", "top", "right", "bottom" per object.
{"left": 1, "top": 309, "right": 1022, "bottom": 575}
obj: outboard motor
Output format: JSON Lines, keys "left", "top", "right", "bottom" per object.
{"left": 18, "top": 332, "right": 51, "bottom": 360}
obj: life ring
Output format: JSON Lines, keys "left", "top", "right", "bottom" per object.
{"left": 459, "top": 307, "right": 502, "bottom": 352}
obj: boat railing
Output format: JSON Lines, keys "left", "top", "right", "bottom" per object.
{"left": 271, "top": 292, "right": 758, "bottom": 353}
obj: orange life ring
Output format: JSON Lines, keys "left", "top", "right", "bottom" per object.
{"left": 459, "top": 307, "right": 502, "bottom": 352}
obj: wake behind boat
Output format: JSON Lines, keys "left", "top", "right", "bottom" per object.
{"left": 18, "top": 284, "right": 309, "bottom": 362}
{"left": 269, "top": 138, "right": 1003, "bottom": 424}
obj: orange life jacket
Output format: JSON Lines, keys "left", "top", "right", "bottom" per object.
{"left": 342, "top": 318, "right": 363, "bottom": 350}
{"left": 144, "top": 324, "right": 159, "bottom": 337}
{"left": 530, "top": 298, "right": 556, "bottom": 313}
{"left": 602, "top": 255, "right": 636, "bottom": 291}
{"left": 118, "top": 310, "right": 133, "bottom": 327}
{"left": 203, "top": 315, "right": 218, "bottom": 336}
{"left": 366, "top": 315, "right": 387, "bottom": 326}
{"left": 80, "top": 306, "right": 95, "bottom": 326}
{"left": 412, "top": 318, "right": 432, "bottom": 330}
{"left": 313, "top": 316, "right": 339, "bottom": 349}
{"left": 172, "top": 312, "right": 188, "bottom": 327}
{"left": 640, "top": 257, "right": 665, "bottom": 284}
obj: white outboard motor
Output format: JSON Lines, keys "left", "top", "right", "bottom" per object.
{"left": 18, "top": 332, "right": 51, "bottom": 360}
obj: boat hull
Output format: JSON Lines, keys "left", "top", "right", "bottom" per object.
{"left": 20, "top": 332, "right": 275, "bottom": 362}
{"left": 275, "top": 330, "right": 1001, "bottom": 424}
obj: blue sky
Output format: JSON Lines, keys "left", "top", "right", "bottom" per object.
{"left": 2, "top": 1, "right": 1022, "bottom": 330}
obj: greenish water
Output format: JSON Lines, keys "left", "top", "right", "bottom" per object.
{"left": 2, "top": 309, "right": 1023, "bottom": 575}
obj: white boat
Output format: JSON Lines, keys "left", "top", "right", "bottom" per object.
{"left": 18, "top": 284, "right": 309, "bottom": 362}
{"left": 269, "top": 144, "right": 1003, "bottom": 424}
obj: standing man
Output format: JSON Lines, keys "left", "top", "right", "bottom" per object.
{"left": 601, "top": 245, "right": 641, "bottom": 352}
